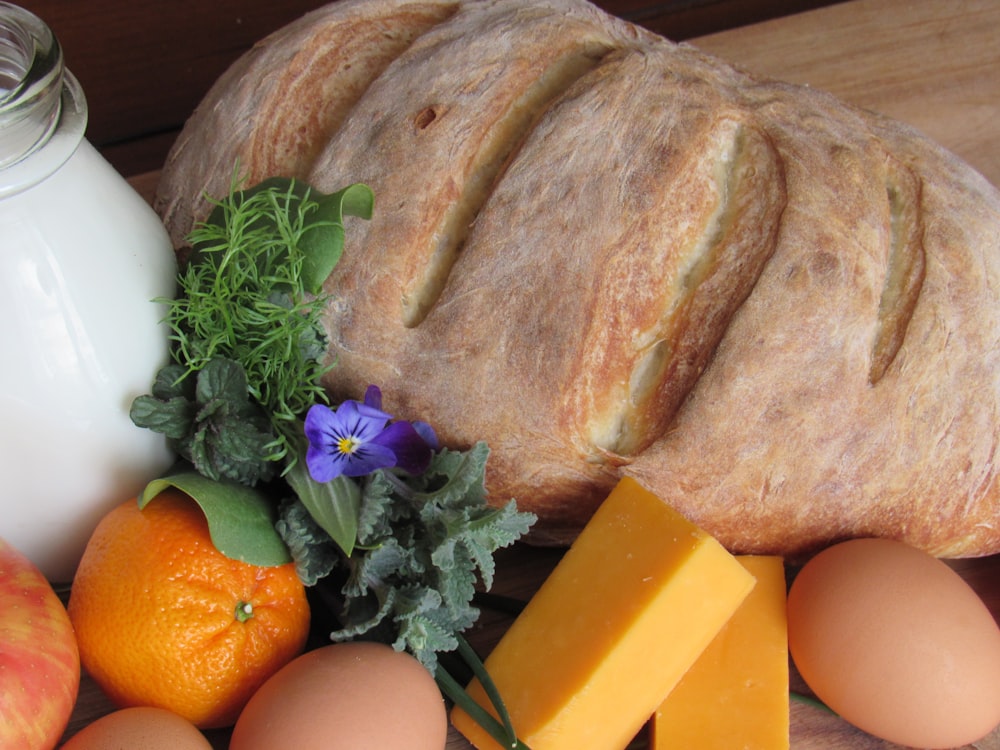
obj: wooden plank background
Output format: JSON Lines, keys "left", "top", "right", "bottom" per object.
{"left": 22, "top": 0, "right": 840, "bottom": 178}
{"left": 693, "top": 0, "right": 1000, "bottom": 188}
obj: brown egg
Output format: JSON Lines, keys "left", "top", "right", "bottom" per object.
{"left": 60, "top": 706, "right": 213, "bottom": 750}
{"left": 229, "top": 641, "right": 447, "bottom": 750}
{"left": 787, "top": 538, "right": 1000, "bottom": 748}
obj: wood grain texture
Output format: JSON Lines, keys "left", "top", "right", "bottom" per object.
{"left": 22, "top": 0, "right": 335, "bottom": 172}
{"left": 692, "top": 0, "right": 1000, "bottom": 188}
{"left": 23, "top": 0, "right": 840, "bottom": 176}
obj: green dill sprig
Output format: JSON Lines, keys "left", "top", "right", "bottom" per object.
{"left": 131, "top": 175, "right": 373, "bottom": 480}
{"left": 168, "top": 181, "right": 339, "bottom": 463}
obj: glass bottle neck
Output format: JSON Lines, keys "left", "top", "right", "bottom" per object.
{"left": 0, "top": 2, "right": 87, "bottom": 197}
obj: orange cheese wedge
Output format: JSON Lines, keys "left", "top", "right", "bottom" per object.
{"left": 650, "top": 555, "right": 789, "bottom": 750}
{"left": 451, "top": 476, "right": 756, "bottom": 750}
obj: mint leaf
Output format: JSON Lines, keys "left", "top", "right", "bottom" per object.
{"left": 177, "top": 358, "right": 276, "bottom": 485}
{"left": 130, "top": 364, "right": 196, "bottom": 439}
{"left": 133, "top": 357, "right": 276, "bottom": 486}
{"left": 129, "top": 394, "right": 195, "bottom": 439}
{"left": 150, "top": 363, "right": 192, "bottom": 399}
{"left": 195, "top": 356, "right": 251, "bottom": 407}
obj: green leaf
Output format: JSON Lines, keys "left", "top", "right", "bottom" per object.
{"left": 312, "top": 443, "right": 537, "bottom": 672}
{"left": 355, "top": 471, "right": 399, "bottom": 544}
{"left": 345, "top": 538, "right": 413, "bottom": 598}
{"left": 150, "top": 364, "right": 192, "bottom": 399}
{"left": 167, "top": 177, "right": 360, "bottom": 465}
{"left": 436, "top": 667, "right": 531, "bottom": 750}
{"left": 197, "top": 176, "right": 374, "bottom": 295}
{"left": 299, "top": 182, "right": 375, "bottom": 294}
{"left": 139, "top": 471, "right": 291, "bottom": 566}
{"left": 330, "top": 586, "right": 398, "bottom": 642}
{"left": 393, "top": 596, "right": 459, "bottom": 660}
{"left": 285, "top": 461, "right": 361, "bottom": 557}
{"left": 195, "top": 356, "right": 252, "bottom": 407}
{"left": 338, "top": 181, "right": 376, "bottom": 220}
{"left": 413, "top": 442, "right": 491, "bottom": 508}
{"left": 275, "top": 499, "right": 342, "bottom": 586}
{"left": 129, "top": 394, "right": 195, "bottom": 439}
{"left": 165, "top": 357, "right": 277, "bottom": 486}
{"left": 458, "top": 636, "right": 521, "bottom": 748}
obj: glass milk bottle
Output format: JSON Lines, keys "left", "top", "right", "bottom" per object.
{"left": 0, "top": 3, "right": 176, "bottom": 582}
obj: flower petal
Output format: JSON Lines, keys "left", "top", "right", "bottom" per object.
{"left": 341, "top": 402, "right": 392, "bottom": 442}
{"left": 363, "top": 384, "right": 383, "bottom": 411}
{"left": 303, "top": 403, "right": 339, "bottom": 445}
{"left": 306, "top": 441, "right": 350, "bottom": 483}
{"left": 412, "top": 420, "right": 439, "bottom": 450}
{"left": 304, "top": 401, "right": 389, "bottom": 482}
{"left": 373, "top": 420, "right": 434, "bottom": 476}
{"left": 341, "top": 442, "right": 398, "bottom": 477}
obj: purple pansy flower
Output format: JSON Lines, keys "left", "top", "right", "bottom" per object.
{"left": 304, "top": 385, "right": 438, "bottom": 483}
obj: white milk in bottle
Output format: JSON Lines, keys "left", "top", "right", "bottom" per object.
{"left": 0, "top": 2, "right": 176, "bottom": 581}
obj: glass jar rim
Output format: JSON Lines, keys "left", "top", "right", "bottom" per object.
{"left": 0, "top": 2, "right": 87, "bottom": 197}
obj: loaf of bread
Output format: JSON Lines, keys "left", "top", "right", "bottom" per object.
{"left": 155, "top": 0, "right": 1000, "bottom": 559}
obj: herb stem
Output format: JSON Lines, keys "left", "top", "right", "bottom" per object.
{"left": 455, "top": 634, "right": 520, "bottom": 745}
{"left": 435, "top": 664, "right": 530, "bottom": 750}
{"left": 790, "top": 690, "right": 837, "bottom": 715}
{"left": 377, "top": 468, "right": 417, "bottom": 501}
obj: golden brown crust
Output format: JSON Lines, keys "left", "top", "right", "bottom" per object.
{"left": 154, "top": 0, "right": 1000, "bottom": 558}
{"left": 627, "top": 82, "right": 1000, "bottom": 558}
{"left": 154, "top": 0, "right": 460, "bottom": 248}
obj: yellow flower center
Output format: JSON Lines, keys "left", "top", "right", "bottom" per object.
{"left": 337, "top": 436, "right": 359, "bottom": 455}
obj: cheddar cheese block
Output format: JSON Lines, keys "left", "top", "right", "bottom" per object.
{"left": 651, "top": 555, "right": 789, "bottom": 750}
{"left": 450, "top": 477, "right": 756, "bottom": 750}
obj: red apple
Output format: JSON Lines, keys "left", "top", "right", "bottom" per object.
{"left": 0, "top": 536, "right": 81, "bottom": 750}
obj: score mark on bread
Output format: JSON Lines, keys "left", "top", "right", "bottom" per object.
{"left": 870, "top": 159, "right": 925, "bottom": 385}
{"left": 577, "top": 117, "right": 785, "bottom": 457}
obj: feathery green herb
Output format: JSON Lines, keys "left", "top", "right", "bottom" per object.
{"left": 131, "top": 176, "right": 374, "bottom": 478}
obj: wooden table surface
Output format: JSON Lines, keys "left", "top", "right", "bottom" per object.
{"left": 61, "top": 1, "right": 1000, "bottom": 748}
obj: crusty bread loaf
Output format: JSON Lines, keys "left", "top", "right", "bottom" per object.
{"left": 155, "top": 0, "right": 1000, "bottom": 558}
